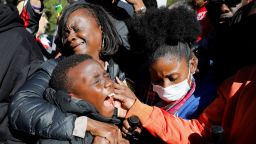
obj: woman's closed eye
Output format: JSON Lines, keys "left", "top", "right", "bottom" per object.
{"left": 167, "top": 76, "right": 178, "bottom": 82}
{"left": 152, "top": 79, "right": 163, "bottom": 85}
{"left": 63, "top": 29, "right": 70, "bottom": 38}
{"left": 73, "top": 26, "right": 80, "bottom": 32}
{"left": 103, "top": 72, "right": 110, "bottom": 78}
{"left": 92, "top": 73, "right": 109, "bottom": 85}
{"left": 93, "top": 78, "right": 102, "bottom": 85}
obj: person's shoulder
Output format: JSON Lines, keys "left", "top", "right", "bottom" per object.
{"left": 236, "top": 65, "right": 256, "bottom": 76}
{"left": 226, "top": 64, "right": 256, "bottom": 85}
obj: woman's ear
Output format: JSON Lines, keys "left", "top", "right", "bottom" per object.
{"left": 189, "top": 52, "right": 199, "bottom": 75}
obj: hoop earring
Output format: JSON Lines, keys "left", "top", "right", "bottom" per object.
{"left": 102, "top": 35, "right": 105, "bottom": 49}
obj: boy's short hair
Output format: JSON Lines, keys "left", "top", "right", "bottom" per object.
{"left": 50, "top": 54, "right": 92, "bottom": 91}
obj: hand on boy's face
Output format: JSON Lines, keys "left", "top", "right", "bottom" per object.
{"left": 114, "top": 79, "right": 137, "bottom": 100}
{"left": 112, "top": 83, "right": 136, "bottom": 110}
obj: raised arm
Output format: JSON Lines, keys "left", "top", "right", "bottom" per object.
{"left": 113, "top": 80, "right": 229, "bottom": 143}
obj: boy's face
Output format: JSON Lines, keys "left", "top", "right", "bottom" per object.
{"left": 68, "top": 59, "right": 115, "bottom": 117}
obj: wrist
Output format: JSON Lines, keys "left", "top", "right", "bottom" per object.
{"left": 87, "top": 118, "right": 95, "bottom": 132}
{"left": 125, "top": 99, "right": 153, "bottom": 124}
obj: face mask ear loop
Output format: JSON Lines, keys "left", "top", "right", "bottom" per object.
{"left": 187, "top": 63, "right": 193, "bottom": 86}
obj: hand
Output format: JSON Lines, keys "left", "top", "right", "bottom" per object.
{"left": 112, "top": 93, "right": 136, "bottom": 110}
{"left": 93, "top": 135, "right": 129, "bottom": 144}
{"left": 93, "top": 136, "right": 110, "bottom": 144}
{"left": 113, "top": 80, "right": 137, "bottom": 110}
{"left": 122, "top": 119, "right": 142, "bottom": 138}
{"left": 87, "top": 118, "right": 123, "bottom": 144}
{"left": 114, "top": 101, "right": 127, "bottom": 118}
{"left": 114, "top": 77, "right": 136, "bottom": 116}
{"left": 123, "top": 0, "right": 145, "bottom": 11}
{"left": 114, "top": 78, "right": 137, "bottom": 99}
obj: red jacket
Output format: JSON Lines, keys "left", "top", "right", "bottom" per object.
{"left": 126, "top": 65, "right": 256, "bottom": 144}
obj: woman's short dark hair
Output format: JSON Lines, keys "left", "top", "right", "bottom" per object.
{"left": 57, "top": 1, "right": 120, "bottom": 60}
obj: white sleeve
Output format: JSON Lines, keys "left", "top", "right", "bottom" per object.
{"left": 72, "top": 116, "right": 88, "bottom": 138}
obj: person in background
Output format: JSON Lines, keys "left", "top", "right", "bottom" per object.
{"left": 17, "top": 0, "right": 25, "bottom": 14}
{"left": 18, "top": 0, "right": 43, "bottom": 36}
{"left": 18, "top": 0, "right": 59, "bottom": 60}
{"left": 0, "top": 4, "right": 43, "bottom": 143}
{"left": 35, "top": 12, "right": 59, "bottom": 60}
{"left": 211, "top": 0, "right": 256, "bottom": 84}
{"left": 9, "top": 2, "right": 127, "bottom": 144}
{"left": 191, "top": 0, "right": 213, "bottom": 45}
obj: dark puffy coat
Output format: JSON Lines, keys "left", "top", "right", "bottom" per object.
{"left": 9, "top": 59, "right": 77, "bottom": 141}
{"left": 0, "top": 4, "right": 43, "bottom": 143}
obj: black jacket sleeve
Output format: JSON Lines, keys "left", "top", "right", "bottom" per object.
{"left": 9, "top": 59, "right": 76, "bottom": 140}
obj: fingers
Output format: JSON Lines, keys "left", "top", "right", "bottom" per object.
{"left": 117, "top": 129, "right": 123, "bottom": 143}
{"left": 121, "top": 119, "right": 131, "bottom": 138}
{"left": 115, "top": 77, "right": 125, "bottom": 85}
{"left": 123, "top": 119, "right": 131, "bottom": 132}
{"left": 120, "top": 138, "right": 130, "bottom": 144}
{"left": 112, "top": 93, "right": 126, "bottom": 102}
{"left": 114, "top": 84, "right": 137, "bottom": 100}
{"left": 114, "top": 94, "right": 135, "bottom": 110}
{"left": 134, "top": 127, "right": 142, "bottom": 135}
{"left": 113, "top": 83, "right": 124, "bottom": 95}
{"left": 114, "top": 83, "right": 125, "bottom": 91}
{"left": 114, "top": 101, "right": 127, "bottom": 118}
{"left": 102, "top": 126, "right": 118, "bottom": 144}
{"left": 88, "top": 119, "right": 119, "bottom": 144}
{"left": 93, "top": 136, "right": 110, "bottom": 144}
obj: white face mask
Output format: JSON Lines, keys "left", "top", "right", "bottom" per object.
{"left": 152, "top": 69, "right": 191, "bottom": 102}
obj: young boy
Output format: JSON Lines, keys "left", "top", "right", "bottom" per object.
{"left": 41, "top": 54, "right": 128, "bottom": 144}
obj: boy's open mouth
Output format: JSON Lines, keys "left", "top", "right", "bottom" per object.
{"left": 103, "top": 93, "right": 115, "bottom": 108}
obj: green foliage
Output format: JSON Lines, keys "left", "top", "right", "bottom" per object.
{"left": 167, "top": 0, "right": 184, "bottom": 6}
{"left": 44, "top": 0, "right": 68, "bottom": 34}
{"left": 167, "top": 0, "right": 174, "bottom": 6}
